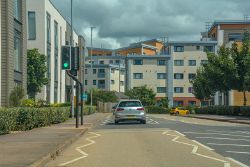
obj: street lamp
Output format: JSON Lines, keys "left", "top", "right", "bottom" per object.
{"left": 90, "top": 26, "right": 95, "bottom": 112}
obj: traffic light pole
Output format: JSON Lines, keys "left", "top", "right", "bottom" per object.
{"left": 66, "top": 71, "right": 84, "bottom": 128}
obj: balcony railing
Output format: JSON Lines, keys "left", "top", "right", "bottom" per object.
{"left": 98, "top": 73, "right": 106, "bottom": 78}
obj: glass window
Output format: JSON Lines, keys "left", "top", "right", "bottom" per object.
{"left": 157, "top": 87, "right": 167, "bottom": 93}
{"left": 14, "top": 0, "right": 21, "bottom": 21}
{"left": 85, "top": 80, "right": 88, "bottom": 85}
{"left": 133, "top": 73, "right": 143, "bottom": 79}
{"left": 174, "top": 46, "right": 184, "bottom": 52}
{"left": 174, "top": 87, "right": 184, "bottom": 93}
{"left": 188, "top": 87, "right": 194, "bottom": 93}
{"left": 85, "top": 69, "right": 88, "bottom": 74}
{"left": 174, "top": 60, "right": 184, "bottom": 66}
{"left": 188, "top": 101, "right": 196, "bottom": 106}
{"left": 115, "top": 60, "right": 120, "bottom": 64}
{"left": 54, "top": 21, "right": 58, "bottom": 49}
{"left": 93, "top": 80, "right": 96, "bottom": 85}
{"left": 14, "top": 31, "right": 21, "bottom": 72}
{"left": 196, "top": 46, "right": 200, "bottom": 50}
{"left": 93, "top": 69, "right": 96, "bottom": 74}
{"left": 157, "top": 60, "right": 166, "bottom": 65}
{"left": 201, "top": 60, "right": 208, "bottom": 65}
{"left": 188, "top": 73, "right": 196, "bottom": 80}
{"left": 157, "top": 73, "right": 167, "bottom": 79}
{"left": 118, "top": 101, "right": 142, "bottom": 107}
{"left": 228, "top": 33, "right": 243, "bottom": 41}
{"left": 188, "top": 60, "right": 196, "bottom": 66}
{"left": 133, "top": 59, "right": 143, "bottom": 65}
{"left": 47, "top": 13, "right": 51, "bottom": 43}
{"left": 203, "top": 46, "right": 214, "bottom": 52}
{"left": 174, "top": 73, "right": 184, "bottom": 79}
{"left": 174, "top": 101, "right": 184, "bottom": 107}
{"left": 99, "top": 69, "right": 105, "bottom": 73}
{"left": 111, "top": 80, "right": 115, "bottom": 84}
{"left": 28, "top": 12, "right": 36, "bottom": 40}
{"left": 109, "top": 60, "right": 113, "bottom": 64}
{"left": 99, "top": 60, "right": 104, "bottom": 64}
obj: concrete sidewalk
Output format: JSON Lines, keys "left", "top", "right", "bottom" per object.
{"left": 186, "top": 114, "right": 250, "bottom": 125}
{"left": 0, "top": 113, "right": 108, "bottom": 167}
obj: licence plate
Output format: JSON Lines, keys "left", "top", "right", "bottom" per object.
{"left": 127, "top": 115, "right": 135, "bottom": 118}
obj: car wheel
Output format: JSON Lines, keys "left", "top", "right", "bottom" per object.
{"left": 141, "top": 120, "right": 146, "bottom": 124}
{"left": 175, "top": 111, "right": 179, "bottom": 116}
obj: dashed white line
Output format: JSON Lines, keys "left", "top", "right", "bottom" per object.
{"left": 183, "top": 132, "right": 250, "bottom": 138}
{"left": 226, "top": 151, "right": 250, "bottom": 155}
{"left": 208, "top": 130, "right": 250, "bottom": 135}
{"left": 196, "top": 136, "right": 250, "bottom": 142}
{"left": 207, "top": 143, "right": 250, "bottom": 147}
{"left": 192, "top": 140, "right": 214, "bottom": 151}
{"left": 226, "top": 157, "right": 249, "bottom": 167}
{"left": 59, "top": 132, "right": 101, "bottom": 166}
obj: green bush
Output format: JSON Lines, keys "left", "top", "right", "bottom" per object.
{"left": 0, "top": 107, "right": 70, "bottom": 134}
{"left": 145, "top": 106, "right": 170, "bottom": 114}
{"left": 9, "top": 86, "right": 25, "bottom": 107}
{"left": 195, "top": 106, "right": 250, "bottom": 116}
{"left": 21, "top": 99, "right": 36, "bottom": 107}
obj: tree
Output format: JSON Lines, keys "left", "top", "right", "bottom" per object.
{"left": 125, "top": 85, "right": 156, "bottom": 106}
{"left": 231, "top": 31, "right": 250, "bottom": 105}
{"left": 86, "top": 89, "right": 117, "bottom": 105}
{"left": 9, "top": 86, "right": 25, "bottom": 107}
{"left": 27, "top": 49, "right": 48, "bottom": 99}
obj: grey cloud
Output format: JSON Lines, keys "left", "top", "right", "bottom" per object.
{"left": 51, "top": 0, "right": 250, "bottom": 47}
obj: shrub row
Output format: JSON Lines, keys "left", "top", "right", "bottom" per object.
{"left": 0, "top": 107, "right": 70, "bottom": 135}
{"left": 195, "top": 106, "right": 250, "bottom": 116}
{"left": 145, "top": 106, "right": 170, "bottom": 114}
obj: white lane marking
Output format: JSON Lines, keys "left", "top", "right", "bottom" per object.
{"left": 226, "top": 151, "right": 250, "bottom": 155}
{"left": 196, "top": 137, "right": 250, "bottom": 142}
{"left": 226, "top": 157, "right": 249, "bottom": 167}
{"left": 147, "top": 118, "right": 159, "bottom": 124}
{"left": 192, "top": 140, "right": 214, "bottom": 151}
{"left": 175, "top": 130, "right": 185, "bottom": 137}
{"left": 208, "top": 130, "right": 250, "bottom": 135}
{"left": 207, "top": 143, "right": 250, "bottom": 147}
{"left": 183, "top": 132, "right": 250, "bottom": 138}
{"left": 162, "top": 130, "right": 230, "bottom": 167}
{"left": 59, "top": 132, "right": 101, "bottom": 166}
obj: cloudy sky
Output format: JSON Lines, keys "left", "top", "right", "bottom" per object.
{"left": 51, "top": 0, "right": 250, "bottom": 49}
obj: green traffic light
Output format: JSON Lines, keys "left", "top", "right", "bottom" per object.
{"left": 63, "top": 62, "right": 69, "bottom": 68}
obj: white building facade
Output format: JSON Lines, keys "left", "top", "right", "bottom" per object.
{"left": 26, "top": 0, "right": 79, "bottom": 103}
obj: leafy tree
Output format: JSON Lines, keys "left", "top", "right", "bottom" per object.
{"left": 27, "top": 49, "right": 48, "bottom": 99}
{"left": 157, "top": 97, "right": 169, "bottom": 108}
{"left": 125, "top": 85, "right": 156, "bottom": 106}
{"left": 86, "top": 89, "right": 117, "bottom": 105}
{"left": 9, "top": 86, "right": 25, "bottom": 107}
{"left": 231, "top": 31, "right": 250, "bottom": 105}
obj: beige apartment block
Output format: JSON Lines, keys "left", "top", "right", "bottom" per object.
{"left": 167, "top": 41, "right": 217, "bottom": 107}
{"left": 126, "top": 55, "right": 169, "bottom": 99}
{"left": 0, "top": 0, "right": 27, "bottom": 107}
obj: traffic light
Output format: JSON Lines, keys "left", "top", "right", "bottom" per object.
{"left": 70, "top": 47, "right": 80, "bottom": 76}
{"left": 61, "top": 46, "right": 71, "bottom": 70}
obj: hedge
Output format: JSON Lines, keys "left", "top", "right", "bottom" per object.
{"left": 0, "top": 107, "right": 70, "bottom": 135}
{"left": 145, "top": 106, "right": 170, "bottom": 114}
{"left": 195, "top": 106, "right": 250, "bottom": 116}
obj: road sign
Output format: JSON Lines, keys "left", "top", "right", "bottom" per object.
{"left": 81, "top": 94, "right": 88, "bottom": 101}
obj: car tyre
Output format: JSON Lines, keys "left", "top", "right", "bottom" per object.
{"left": 175, "top": 111, "right": 179, "bottom": 116}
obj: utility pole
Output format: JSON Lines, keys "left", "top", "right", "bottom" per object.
{"left": 90, "top": 26, "right": 95, "bottom": 113}
{"left": 70, "top": 0, "right": 74, "bottom": 118}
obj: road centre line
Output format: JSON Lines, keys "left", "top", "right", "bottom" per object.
{"left": 226, "top": 151, "right": 250, "bottom": 155}
{"left": 192, "top": 140, "right": 214, "bottom": 151}
{"left": 59, "top": 132, "right": 101, "bottom": 166}
{"left": 208, "top": 130, "right": 250, "bottom": 135}
{"left": 183, "top": 132, "right": 250, "bottom": 138}
{"left": 196, "top": 137, "right": 250, "bottom": 142}
{"left": 207, "top": 143, "right": 250, "bottom": 147}
{"left": 162, "top": 130, "right": 230, "bottom": 167}
{"left": 226, "top": 157, "right": 249, "bottom": 167}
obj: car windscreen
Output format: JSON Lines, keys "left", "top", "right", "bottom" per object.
{"left": 118, "top": 101, "right": 142, "bottom": 107}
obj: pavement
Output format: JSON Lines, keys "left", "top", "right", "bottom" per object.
{"left": 0, "top": 113, "right": 109, "bottom": 167}
{"left": 185, "top": 114, "right": 250, "bottom": 125}
{"left": 45, "top": 114, "right": 250, "bottom": 167}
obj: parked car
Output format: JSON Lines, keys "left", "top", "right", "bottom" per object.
{"left": 170, "top": 107, "right": 190, "bottom": 116}
{"left": 113, "top": 99, "right": 146, "bottom": 124}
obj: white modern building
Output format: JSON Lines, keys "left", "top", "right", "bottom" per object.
{"left": 26, "top": 0, "right": 80, "bottom": 103}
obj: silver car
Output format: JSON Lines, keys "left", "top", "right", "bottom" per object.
{"left": 114, "top": 100, "right": 146, "bottom": 124}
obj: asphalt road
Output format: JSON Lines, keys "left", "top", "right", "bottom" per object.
{"left": 45, "top": 114, "right": 250, "bottom": 167}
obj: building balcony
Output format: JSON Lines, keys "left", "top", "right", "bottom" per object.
{"left": 98, "top": 73, "right": 106, "bottom": 78}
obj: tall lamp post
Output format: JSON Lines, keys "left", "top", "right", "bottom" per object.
{"left": 90, "top": 26, "right": 95, "bottom": 112}
{"left": 70, "top": 0, "right": 74, "bottom": 118}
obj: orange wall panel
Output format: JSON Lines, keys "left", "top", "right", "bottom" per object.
{"left": 233, "top": 90, "right": 250, "bottom": 106}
